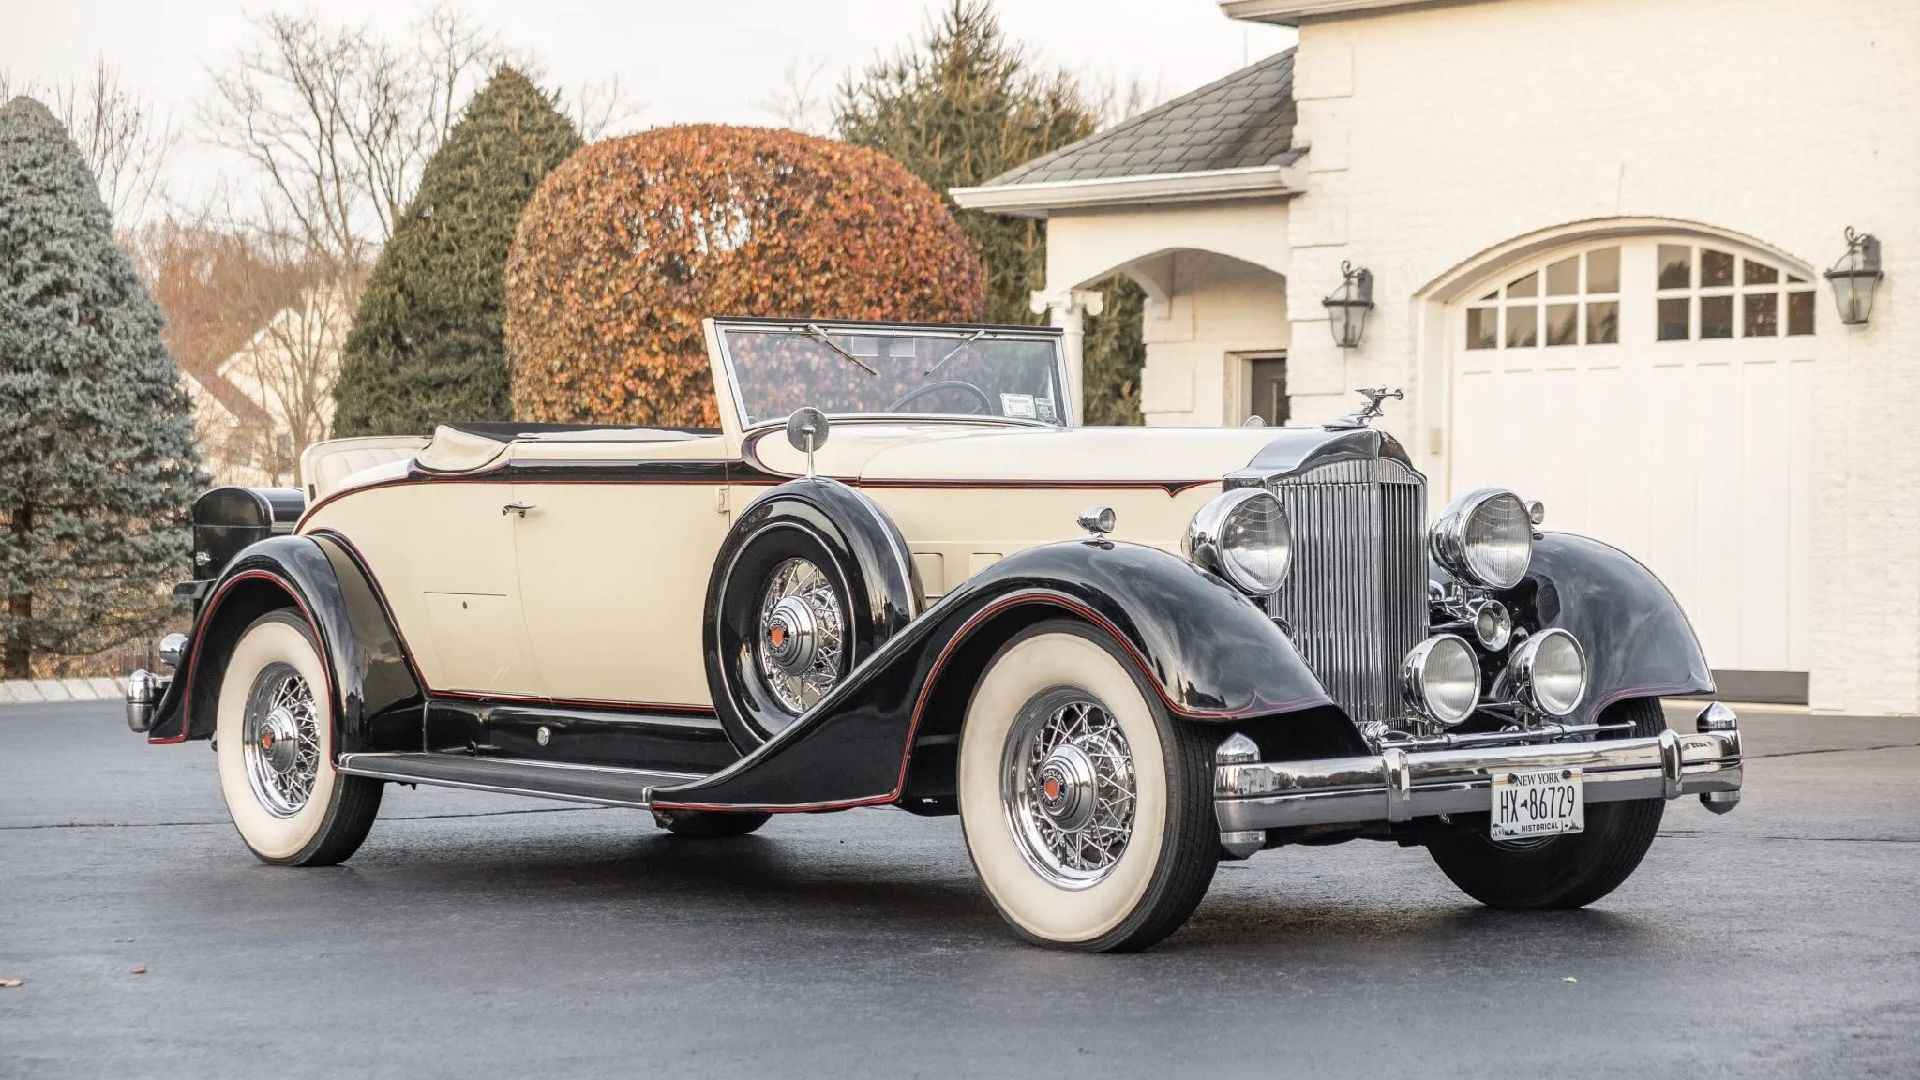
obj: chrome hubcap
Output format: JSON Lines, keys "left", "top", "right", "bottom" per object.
{"left": 259, "top": 708, "right": 300, "bottom": 772}
{"left": 764, "top": 595, "right": 819, "bottom": 675}
{"left": 242, "top": 664, "right": 320, "bottom": 818}
{"left": 756, "top": 557, "right": 845, "bottom": 715}
{"left": 1035, "top": 744, "right": 1098, "bottom": 831}
{"left": 1001, "top": 689, "right": 1136, "bottom": 890}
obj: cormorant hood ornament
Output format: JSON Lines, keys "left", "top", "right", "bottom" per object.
{"left": 1326, "top": 386, "right": 1403, "bottom": 430}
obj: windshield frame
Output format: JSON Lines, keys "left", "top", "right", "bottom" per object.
{"left": 707, "top": 316, "right": 1075, "bottom": 432}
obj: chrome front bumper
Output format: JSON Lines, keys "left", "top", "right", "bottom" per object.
{"left": 1214, "top": 702, "right": 1743, "bottom": 856}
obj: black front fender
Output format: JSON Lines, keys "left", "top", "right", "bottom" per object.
{"left": 146, "top": 533, "right": 423, "bottom": 753}
{"left": 653, "top": 540, "right": 1331, "bottom": 812}
{"left": 1488, "top": 533, "right": 1714, "bottom": 724}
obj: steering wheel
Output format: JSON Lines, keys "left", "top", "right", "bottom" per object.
{"left": 886, "top": 379, "right": 995, "bottom": 415}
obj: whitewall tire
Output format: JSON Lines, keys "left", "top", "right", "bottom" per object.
{"left": 957, "top": 620, "right": 1218, "bottom": 951}
{"left": 215, "top": 610, "right": 382, "bottom": 865}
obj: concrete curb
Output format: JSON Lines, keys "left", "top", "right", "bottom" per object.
{"left": 0, "top": 677, "right": 128, "bottom": 704}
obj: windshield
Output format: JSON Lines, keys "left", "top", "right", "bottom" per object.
{"left": 716, "top": 321, "right": 1070, "bottom": 427}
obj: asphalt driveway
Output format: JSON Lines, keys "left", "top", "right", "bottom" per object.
{"left": 2, "top": 700, "right": 1915, "bottom": 1079}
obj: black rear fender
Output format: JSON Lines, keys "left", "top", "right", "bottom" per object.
{"left": 146, "top": 533, "right": 424, "bottom": 754}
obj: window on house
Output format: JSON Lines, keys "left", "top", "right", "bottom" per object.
{"left": 1464, "top": 246, "right": 1622, "bottom": 350}
{"left": 1653, "top": 245, "right": 1815, "bottom": 342}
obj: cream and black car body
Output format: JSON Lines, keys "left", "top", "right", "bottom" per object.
{"left": 128, "top": 317, "right": 1745, "bottom": 951}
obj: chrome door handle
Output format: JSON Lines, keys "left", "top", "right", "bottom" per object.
{"left": 501, "top": 502, "right": 536, "bottom": 518}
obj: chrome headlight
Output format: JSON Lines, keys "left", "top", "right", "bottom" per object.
{"left": 1430, "top": 488, "right": 1534, "bottom": 589}
{"left": 1510, "top": 628, "right": 1586, "bottom": 716}
{"left": 1185, "top": 488, "right": 1291, "bottom": 595}
{"left": 1402, "top": 634, "right": 1479, "bottom": 727}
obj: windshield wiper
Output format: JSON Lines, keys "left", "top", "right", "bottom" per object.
{"left": 924, "top": 328, "right": 987, "bottom": 376}
{"left": 804, "top": 323, "right": 878, "bottom": 376}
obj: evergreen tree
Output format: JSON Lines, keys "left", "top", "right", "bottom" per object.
{"left": 833, "top": 1, "right": 1145, "bottom": 424}
{"left": 332, "top": 68, "right": 582, "bottom": 436}
{"left": 0, "top": 97, "right": 201, "bottom": 677}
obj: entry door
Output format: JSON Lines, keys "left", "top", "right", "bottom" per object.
{"left": 1246, "top": 355, "right": 1289, "bottom": 426}
{"left": 1447, "top": 238, "right": 1817, "bottom": 679}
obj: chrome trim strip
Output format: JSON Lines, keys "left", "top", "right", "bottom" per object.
{"left": 1214, "top": 723, "right": 1744, "bottom": 833}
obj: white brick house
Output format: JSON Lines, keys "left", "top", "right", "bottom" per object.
{"left": 954, "top": 0, "right": 1917, "bottom": 714}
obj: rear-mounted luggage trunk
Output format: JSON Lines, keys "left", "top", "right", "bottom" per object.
{"left": 184, "top": 487, "right": 306, "bottom": 599}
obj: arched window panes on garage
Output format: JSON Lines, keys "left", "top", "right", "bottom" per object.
{"left": 1464, "top": 246, "right": 1620, "bottom": 350}
{"left": 1654, "top": 244, "right": 1815, "bottom": 341}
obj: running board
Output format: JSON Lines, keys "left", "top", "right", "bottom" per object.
{"left": 336, "top": 752, "right": 707, "bottom": 808}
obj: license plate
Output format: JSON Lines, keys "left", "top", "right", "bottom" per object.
{"left": 1491, "top": 767, "right": 1584, "bottom": 840}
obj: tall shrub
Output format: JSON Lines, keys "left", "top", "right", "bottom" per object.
{"left": 833, "top": 0, "right": 1147, "bottom": 424}
{"left": 506, "top": 124, "right": 985, "bottom": 428}
{"left": 0, "top": 97, "right": 201, "bottom": 677}
{"left": 333, "top": 68, "right": 582, "bottom": 436}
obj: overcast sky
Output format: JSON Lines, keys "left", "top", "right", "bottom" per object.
{"left": 0, "top": 0, "right": 1294, "bottom": 220}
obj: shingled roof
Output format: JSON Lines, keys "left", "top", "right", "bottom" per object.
{"left": 982, "top": 49, "right": 1299, "bottom": 188}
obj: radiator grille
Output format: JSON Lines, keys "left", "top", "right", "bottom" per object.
{"left": 1265, "top": 458, "right": 1427, "bottom": 724}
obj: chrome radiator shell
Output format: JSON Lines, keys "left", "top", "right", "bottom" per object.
{"left": 1263, "top": 458, "right": 1427, "bottom": 725}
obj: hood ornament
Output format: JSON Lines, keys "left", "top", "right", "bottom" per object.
{"left": 1326, "top": 386, "right": 1403, "bottom": 430}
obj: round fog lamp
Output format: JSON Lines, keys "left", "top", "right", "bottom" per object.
{"left": 1511, "top": 628, "right": 1586, "bottom": 716}
{"left": 1402, "top": 634, "right": 1479, "bottom": 727}
{"left": 1468, "top": 598, "right": 1512, "bottom": 651}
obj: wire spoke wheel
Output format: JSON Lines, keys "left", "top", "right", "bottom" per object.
{"left": 1000, "top": 687, "right": 1138, "bottom": 891}
{"left": 241, "top": 662, "right": 321, "bottom": 818}
{"left": 755, "top": 556, "right": 847, "bottom": 716}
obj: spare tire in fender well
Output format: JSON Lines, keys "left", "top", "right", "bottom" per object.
{"left": 703, "top": 478, "right": 921, "bottom": 751}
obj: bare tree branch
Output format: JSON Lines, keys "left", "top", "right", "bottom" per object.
{"left": 200, "top": 7, "right": 504, "bottom": 265}
{"left": 1, "top": 59, "right": 178, "bottom": 224}
{"left": 560, "top": 74, "right": 638, "bottom": 140}
{"left": 757, "top": 57, "right": 833, "bottom": 135}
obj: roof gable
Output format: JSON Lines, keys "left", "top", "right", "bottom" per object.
{"left": 981, "top": 49, "right": 1298, "bottom": 189}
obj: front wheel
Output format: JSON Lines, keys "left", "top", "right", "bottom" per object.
{"left": 957, "top": 620, "right": 1218, "bottom": 952}
{"left": 215, "top": 610, "right": 382, "bottom": 865}
{"left": 1425, "top": 697, "right": 1667, "bottom": 909}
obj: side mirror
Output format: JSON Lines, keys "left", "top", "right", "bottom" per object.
{"left": 786, "top": 407, "right": 830, "bottom": 476}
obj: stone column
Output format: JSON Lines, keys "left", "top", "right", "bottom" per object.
{"left": 1030, "top": 288, "right": 1105, "bottom": 424}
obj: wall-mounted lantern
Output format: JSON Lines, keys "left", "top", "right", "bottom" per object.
{"left": 1322, "top": 261, "right": 1374, "bottom": 349}
{"left": 1823, "top": 227, "right": 1883, "bottom": 326}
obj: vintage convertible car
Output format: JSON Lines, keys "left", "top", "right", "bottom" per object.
{"left": 127, "top": 317, "right": 1744, "bottom": 951}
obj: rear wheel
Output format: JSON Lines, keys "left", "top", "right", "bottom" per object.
{"left": 215, "top": 610, "right": 382, "bottom": 865}
{"left": 1425, "top": 697, "right": 1667, "bottom": 909}
{"left": 957, "top": 621, "right": 1218, "bottom": 952}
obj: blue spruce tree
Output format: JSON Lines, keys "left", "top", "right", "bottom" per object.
{"left": 0, "top": 96, "right": 201, "bottom": 677}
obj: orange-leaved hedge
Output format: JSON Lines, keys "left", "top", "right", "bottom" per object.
{"left": 504, "top": 124, "right": 987, "bottom": 428}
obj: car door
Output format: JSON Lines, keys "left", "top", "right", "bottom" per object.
{"left": 306, "top": 478, "right": 543, "bottom": 699}
{"left": 509, "top": 440, "right": 734, "bottom": 708}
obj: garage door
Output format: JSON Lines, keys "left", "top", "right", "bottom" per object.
{"left": 1448, "top": 238, "right": 1817, "bottom": 687}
